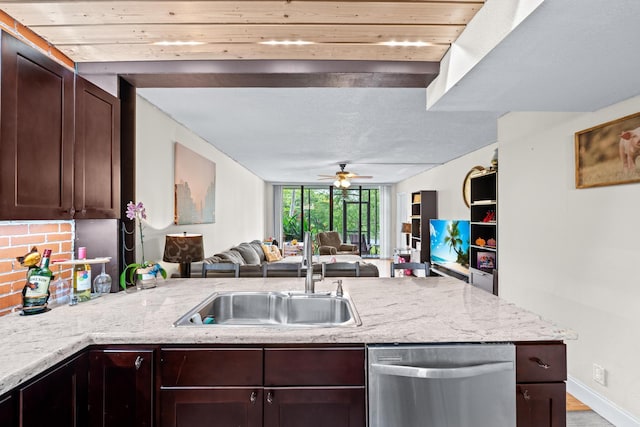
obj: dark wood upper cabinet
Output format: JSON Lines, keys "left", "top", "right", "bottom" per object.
{"left": 74, "top": 76, "right": 120, "bottom": 218}
{"left": 0, "top": 30, "right": 120, "bottom": 220}
{"left": 0, "top": 31, "right": 74, "bottom": 219}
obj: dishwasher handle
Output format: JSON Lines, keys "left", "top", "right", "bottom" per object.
{"left": 370, "top": 361, "right": 513, "bottom": 380}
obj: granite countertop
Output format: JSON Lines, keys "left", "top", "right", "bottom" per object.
{"left": 0, "top": 276, "right": 576, "bottom": 394}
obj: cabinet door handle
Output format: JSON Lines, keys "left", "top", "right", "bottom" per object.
{"left": 266, "top": 391, "right": 274, "bottom": 404}
{"left": 250, "top": 391, "right": 257, "bottom": 404}
{"left": 530, "top": 357, "right": 550, "bottom": 369}
{"left": 521, "top": 388, "right": 531, "bottom": 401}
{"left": 134, "top": 355, "right": 144, "bottom": 370}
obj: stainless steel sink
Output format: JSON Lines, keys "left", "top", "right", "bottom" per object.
{"left": 173, "top": 291, "right": 361, "bottom": 327}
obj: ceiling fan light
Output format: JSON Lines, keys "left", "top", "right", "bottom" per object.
{"left": 333, "top": 178, "right": 351, "bottom": 189}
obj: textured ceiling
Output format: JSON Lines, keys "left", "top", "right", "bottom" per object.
{"left": 138, "top": 87, "right": 499, "bottom": 184}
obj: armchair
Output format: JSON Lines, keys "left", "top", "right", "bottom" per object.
{"left": 316, "top": 231, "right": 358, "bottom": 255}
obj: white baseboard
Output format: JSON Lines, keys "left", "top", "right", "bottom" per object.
{"left": 567, "top": 376, "right": 640, "bottom": 427}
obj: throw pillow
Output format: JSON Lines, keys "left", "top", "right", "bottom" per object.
{"left": 270, "top": 245, "right": 283, "bottom": 261}
{"left": 234, "top": 243, "right": 261, "bottom": 265}
{"left": 216, "top": 250, "right": 246, "bottom": 265}
{"left": 262, "top": 244, "right": 278, "bottom": 262}
{"left": 250, "top": 240, "right": 266, "bottom": 263}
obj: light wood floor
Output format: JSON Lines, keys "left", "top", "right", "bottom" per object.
{"left": 567, "top": 393, "right": 591, "bottom": 411}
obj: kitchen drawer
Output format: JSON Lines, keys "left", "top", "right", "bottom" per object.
{"left": 265, "top": 347, "right": 365, "bottom": 386}
{"left": 160, "top": 348, "right": 262, "bottom": 386}
{"left": 516, "top": 343, "right": 566, "bottom": 383}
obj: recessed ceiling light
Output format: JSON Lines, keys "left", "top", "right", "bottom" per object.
{"left": 259, "top": 40, "right": 315, "bottom": 46}
{"left": 153, "top": 41, "right": 206, "bottom": 46}
{"left": 379, "top": 41, "right": 432, "bottom": 47}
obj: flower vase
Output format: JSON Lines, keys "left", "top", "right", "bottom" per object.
{"left": 136, "top": 270, "right": 157, "bottom": 290}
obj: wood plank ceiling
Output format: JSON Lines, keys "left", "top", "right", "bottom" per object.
{"left": 0, "top": 1, "right": 485, "bottom": 63}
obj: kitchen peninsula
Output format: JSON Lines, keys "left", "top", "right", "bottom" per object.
{"left": 0, "top": 277, "right": 575, "bottom": 426}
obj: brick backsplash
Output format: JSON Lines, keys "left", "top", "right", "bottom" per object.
{"left": 0, "top": 221, "right": 75, "bottom": 317}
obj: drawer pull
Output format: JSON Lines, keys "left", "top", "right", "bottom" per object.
{"left": 530, "top": 357, "right": 550, "bottom": 369}
{"left": 250, "top": 391, "right": 257, "bottom": 404}
{"left": 135, "top": 355, "right": 144, "bottom": 370}
{"left": 522, "top": 388, "right": 531, "bottom": 401}
{"left": 266, "top": 391, "right": 274, "bottom": 404}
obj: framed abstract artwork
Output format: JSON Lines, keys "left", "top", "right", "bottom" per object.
{"left": 174, "top": 142, "right": 216, "bottom": 224}
{"left": 575, "top": 112, "right": 640, "bottom": 188}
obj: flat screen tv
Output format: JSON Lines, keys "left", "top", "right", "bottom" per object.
{"left": 429, "top": 219, "right": 470, "bottom": 277}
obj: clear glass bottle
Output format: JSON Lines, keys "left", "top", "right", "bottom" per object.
{"left": 22, "top": 249, "right": 52, "bottom": 315}
{"left": 73, "top": 247, "right": 92, "bottom": 302}
{"left": 52, "top": 263, "right": 70, "bottom": 306}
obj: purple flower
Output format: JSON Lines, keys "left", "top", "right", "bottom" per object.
{"left": 137, "top": 202, "right": 147, "bottom": 220}
{"left": 125, "top": 201, "right": 148, "bottom": 264}
{"left": 125, "top": 201, "right": 136, "bottom": 220}
{"left": 126, "top": 201, "right": 147, "bottom": 221}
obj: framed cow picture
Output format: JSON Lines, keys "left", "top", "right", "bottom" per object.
{"left": 575, "top": 112, "right": 640, "bottom": 188}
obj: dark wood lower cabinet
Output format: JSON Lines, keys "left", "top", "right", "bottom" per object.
{"left": 264, "top": 387, "right": 365, "bottom": 427}
{"left": 516, "top": 383, "right": 566, "bottom": 427}
{"left": 515, "top": 342, "right": 567, "bottom": 427}
{"left": 89, "top": 349, "right": 154, "bottom": 427}
{"left": 158, "top": 345, "right": 366, "bottom": 427}
{"left": 0, "top": 393, "right": 14, "bottom": 427}
{"left": 161, "top": 388, "right": 263, "bottom": 427}
{"left": 19, "top": 351, "right": 88, "bottom": 427}
{"left": 3, "top": 342, "right": 567, "bottom": 427}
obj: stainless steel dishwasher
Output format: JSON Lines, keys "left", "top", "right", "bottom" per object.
{"left": 368, "top": 343, "right": 515, "bottom": 427}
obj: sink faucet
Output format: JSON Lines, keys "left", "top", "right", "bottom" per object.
{"left": 304, "top": 231, "right": 322, "bottom": 293}
{"left": 333, "top": 280, "right": 343, "bottom": 297}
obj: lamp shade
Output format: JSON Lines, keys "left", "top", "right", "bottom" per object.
{"left": 163, "top": 233, "right": 204, "bottom": 263}
{"left": 401, "top": 222, "right": 412, "bottom": 234}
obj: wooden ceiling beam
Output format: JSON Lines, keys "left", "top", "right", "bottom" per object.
{"left": 78, "top": 59, "right": 439, "bottom": 88}
{"left": 63, "top": 42, "right": 449, "bottom": 62}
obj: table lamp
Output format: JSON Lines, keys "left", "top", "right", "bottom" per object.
{"left": 401, "top": 222, "right": 412, "bottom": 247}
{"left": 163, "top": 232, "right": 204, "bottom": 278}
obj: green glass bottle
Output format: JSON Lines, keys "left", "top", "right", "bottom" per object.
{"left": 22, "top": 249, "right": 52, "bottom": 315}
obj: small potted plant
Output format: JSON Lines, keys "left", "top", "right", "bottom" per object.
{"left": 120, "top": 201, "right": 167, "bottom": 290}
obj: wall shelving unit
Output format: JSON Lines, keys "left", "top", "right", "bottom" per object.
{"left": 410, "top": 190, "right": 437, "bottom": 263}
{"left": 469, "top": 171, "right": 497, "bottom": 294}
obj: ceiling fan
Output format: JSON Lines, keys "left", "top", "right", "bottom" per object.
{"left": 318, "top": 163, "right": 373, "bottom": 189}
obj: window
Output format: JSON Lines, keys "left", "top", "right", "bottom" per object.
{"left": 281, "top": 185, "right": 380, "bottom": 258}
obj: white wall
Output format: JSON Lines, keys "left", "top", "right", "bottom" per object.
{"left": 135, "top": 96, "right": 266, "bottom": 277}
{"left": 393, "top": 144, "right": 498, "bottom": 231}
{"left": 499, "top": 97, "right": 640, "bottom": 421}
